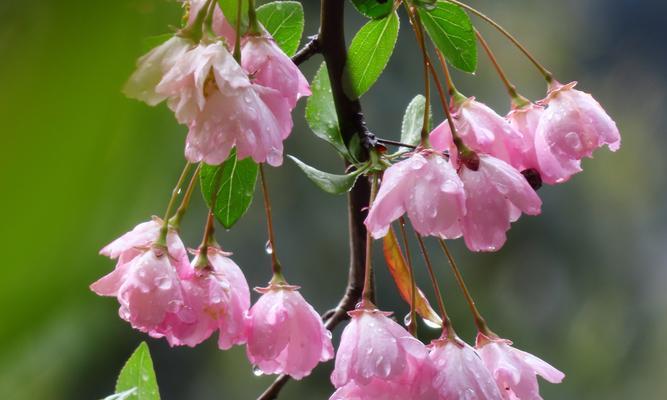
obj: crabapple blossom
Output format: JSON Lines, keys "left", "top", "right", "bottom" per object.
{"left": 364, "top": 151, "right": 466, "bottom": 239}
{"left": 246, "top": 283, "right": 333, "bottom": 379}
{"left": 476, "top": 333, "right": 565, "bottom": 400}
{"left": 155, "top": 41, "right": 292, "bottom": 166}
{"left": 185, "top": 0, "right": 236, "bottom": 44}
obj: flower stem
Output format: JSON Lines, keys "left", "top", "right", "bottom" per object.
{"left": 405, "top": 6, "right": 431, "bottom": 146}
{"left": 475, "top": 29, "right": 530, "bottom": 107}
{"left": 361, "top": 173, "right": 379, "bottom": 306}
{"left": 414, "top": 232, "right": 455, "bottom": 339}
{"left": 170, "top": 163, "right": 202, "bottom": 229}
{"left": 434, "top": 50, "right": 461, "bottom": 99}
{"left": 157, "top": 162, "right": 193, "bottom": 246}
{"left": 248, "top": 0, "right": 261, "bottom": 35}
{"left": 195, "top": 164, "right": 225, "bottom": 268}
{"left": 398, "top": 217, "right": 418, "bottom": 336}
{"left": 233, "top": 0, "right": 243, "bottom": 62}
{"left": 437, "top": 239, "right": 495, "bottom": 337}
{"left": 446, "top": 0, "right": 553, "bottom": 82}
{"left": 259, "top": 165, "right": 282, "bottom": 277}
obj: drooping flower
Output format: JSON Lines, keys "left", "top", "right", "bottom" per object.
{"left": 155, "top": 41, "right": 292, "bottom": 166}
{"left": 458, "top": 155, "right": 542, "bottom": 252}
{"left": 185, "top": 0, "right": 236, "bottom": 44}
{"left": 246, "top": 283, "right": 333, "bottom": 379}
{"left": 506, "top": 103, "right": 545, "bottom": 174}
{"left": 429, "top": 337, "right": 504, "bottom": 400}
{"left": 241, "top": 35, "right": 311, "bottom": 109}
{"left": 432, "top": 96, "right": 526, "bottom": 167}
{"left": 331, "top": 307, "right": 428, "bottom": 388}
{"left": 330, "top": 378, "right": 416, "bottom": 400}
{"left": 123, "top": 36, "right": 193, "bottom": 106}
{"left": 364, "top": 151, "right": 466, "bottom": 239}
{"left": 157, "top": 247, "right": 250, "bottom": 349}
{"left": 532, "top": 81, "right": 621, "bottom": 184}
{"left": 476, "top": 333, "right": 565, "bottom": 400}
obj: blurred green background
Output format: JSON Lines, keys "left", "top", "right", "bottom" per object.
{"left": 1, "top": 0, "right": 665, "bottom": 398}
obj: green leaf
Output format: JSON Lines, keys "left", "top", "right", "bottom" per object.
{"left": 288, "top": 155, "right": 363, "bottom": 195}
{"left": 114, "top": 342, "right": 160, "bottom": 400}
{"left": 200, "top": 151, "right": 258, "bottom": 229}
{"left": 350, "top": 0, "right": 393, "bottom": 19}
{"left": 256, "top": 1, "right": 304, "bottom": 56}
{"left": 418, "top": 2, "right": 477, "bottom": 73}
{"left": 305, "top": 63, "right": 349, "bottom": 158}
{"left": 399, "top": 95, "right": 430, "bottom": 151}
{"left": 219, "top": 0, "right": 249, "bottom": 33}
{"left": 345, "top": 11, "right": 400, "bottom": 98}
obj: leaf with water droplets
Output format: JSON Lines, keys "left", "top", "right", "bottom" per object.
{"left": 393, "top": 94, "right": 430, "bottom": 155}
{"left": 256, "top": 1, "right": 305, "bottom": 56}
{"left": 114, "top": 342, "right": 160, "bottom": 400}
{"left": 418, "top": 2, "right": 477, "bottom": 73}
{"left": 288, "top": 155, "right": 363, "bottom": 195}
{"left": 383, "top": 228, "right": 442, "bottom": 327}
{"left": 345, "top": 11, "right": 400, "bottom": 98}
{"left": 200, "top": 150, "right": 259, "bottom": 229}
{"left": 305, "top": 63, "right": 349, "bottom": 158}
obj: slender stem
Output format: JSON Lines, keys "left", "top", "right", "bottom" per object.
{"left": 435, "top": 49, "right": 459, "bottom": 97}
{"left": 259, "top": 165, "right": 282, "bottom": 276}
{"left": 291, "top": 35, "right": 321, "bottom": 66}
{"left": 414, "top": 232, "right": 454, "bottom": 338}
{"left": 376, "top": 138, "right": 417, "bottom": 150}
{"left": 407, "top": 7, "right": 432, "bottom": 145}
{"left": 475, "top": 29, "right": 527, "bottom": 105}
{"left": 233, "top": 0, "right": 243, "bottom": 62}
{"left": 157, "top": 162, "right": 193, "bottom": 245}
{"left": 446, "top": 0, "right": 553, "bottom": 82}
{"left": 247, "top": 0, "right": 261, "bottom": 34}
{"left": 361, "top": 174, "right": 379, "bottom": 305}
{"left": 398, "top": 217, "right": 418, "bottom": 336}
{"left": 437, "top": 239, "right": 494, "bottom": 337}
{"left": 195, "top": 165, "right": 225, "bottom": 268}
{"left": 170, "top": 163, "right": 202, "bottom": 229}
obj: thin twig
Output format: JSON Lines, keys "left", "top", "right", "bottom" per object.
{"left": 291, "top": 35, "right": 321, "bottom": 65}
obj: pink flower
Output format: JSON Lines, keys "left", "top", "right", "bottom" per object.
{"left": 330, "top": 379, "right": 415, "bottom": 400}
{"left": 92, "top": 218, "right": 189, "bottom": 295}
{"left": 241, "top": 36, "right": 311, "bottom": 109}
{"left": 506, "top": 103, "right": 545, "bottom": 173}
{"left": 94, "top": 247, "right": 184, "bottom": 333}
{"left": 476, "top": 334, "right": 565, "bottom": 400}
{"left": 123, "top": 36, "right": 193, "bottom": 106}
{"left": 458, "top": 155, "right": 542, "bottom": 252}
{"left": 432, "top": 97, "right": 526, "bottom": 167}
{"left": 429, "top": 337, "right": 504, "bottom": 400}
{"left": 364, "top": 151, "right": 466, "bottom": 239}
{"left": 156, "top": 42, "right": 292, "bottom": 166}
{"left": 157, "top": 247, "right": 250, "bottom": 349}
{"left": 532, "top": 81, "right": 621, "bottom": 184}
{"left": 246, "top": 284, "right": 333, "bottom": 379}
{"left": 331, "top": 308, "right": 428, "bottom": 387}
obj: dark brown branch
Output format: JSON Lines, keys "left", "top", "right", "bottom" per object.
{"left": 257, "top": 1, "right": 373, "bottom": 399}
{"left": 291, "top": 35, "right": 321, "bottom": 66}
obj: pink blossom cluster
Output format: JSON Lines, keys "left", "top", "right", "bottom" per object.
{"left": 366, "top": 83, "right": 620, "bottom": 252}
{"left": 123, "top": 0, "right": 309, "bottom": 167}
{"left": 330, "top": 305, "right": 564, "bottom": 400}
{"left": 91, "top": 219, "right": 333, "bottom": 380}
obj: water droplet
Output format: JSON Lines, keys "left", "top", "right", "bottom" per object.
{"left": 154, "top": 275, "right": 173, "bottom": 290}
{"left": 422, "top": 317, "right": 441, "bottom": 329}
{"left": 252, "top": 366, "right": 264, "bottom": 376}
{"left": 403, "top": 313, "right": 412, "bottom": 327}
{"left": 264, "top": 241, "right": 273, "bottom": 255}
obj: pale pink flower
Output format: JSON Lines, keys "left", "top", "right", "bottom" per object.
{"left": 155, "top": 42, "right": 291, "bottom": 166}
{"left": 242, "top": 36, "right": 311, "bottom": 109}
{"left": 93, "top": 248, "right": 184, "bottom": 333}
{"left": 330, "top": 379, "right": 415, "bottom": 400}
{"left": 533, "top": 81, "right": 621, "bottom": 184}
{"left": 246, "top": 284, "right": 333, "bottom": 379}
{"left": 429, "top": 337, "right": 504, "bottom": 400}
{"left": 157, "top": 248, "right": 250, "bottom": 349}
{"left": 185, "top": 0, "right": 236, "bottom": 44}
{"left": 123, "top": 36, "right": 193, "bottom": 106}
{"left": 92, "top": 218, "right": 189, "bottom": 295}
{"left": 458, "top": 155, "right": 542, "bottom": 252}
{"left": 476, "top": 334, "right": 565, "bottom": 400}
{"left": 364, "top": 151, "right": 466, "bottom": 239}
{"left": 331, "top": 308, "right": 428, "bottom": 387}
{"left": 432, "top": 97, "right": 526, "bottom": 167}
{"left": 506, "top": 103, "right": 545, "bottom": 173}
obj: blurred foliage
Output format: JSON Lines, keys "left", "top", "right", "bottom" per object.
{"left": 0, "top": 0, "right": 665, "bottom": 399}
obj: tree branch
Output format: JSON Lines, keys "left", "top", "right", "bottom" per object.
{"left": 291, "top": 35, "right": 321, "bottom": 66}
{"left": 257, "top": 1, "right": 373, "bottom": 398}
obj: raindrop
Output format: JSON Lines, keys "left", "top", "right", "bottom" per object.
{"left": 264, "top": 241, "right": 274, "bottom": 255}
{"left": 252, "top": 366, "right": 264, "bottom": 377}
{"left": 403, "top": 313, "right": 413, "bottom": 327}
{"left": 422, "top": 317, "right": 441, "bottom": 329}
